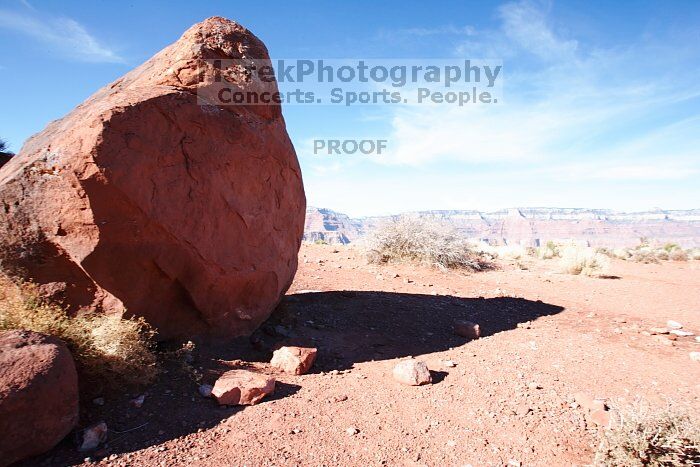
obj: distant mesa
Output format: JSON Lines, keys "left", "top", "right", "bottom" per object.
{"left": 304, "top": 206, "right": 700, "bottom": 247}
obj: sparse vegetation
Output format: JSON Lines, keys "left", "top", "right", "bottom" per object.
{"left": 0, "top": 138, "right": 8, "bottom": 153}
{"left": 363, "top": 217, "right": 490, "bottom": 271}
{"left": 558, "top": 246, "right": 610, "bottom": 276}
{"left": 603, "top": 238, "right": 699, "bottom": 263}
{"left": 0, "top": 273, "right": 158, "bottom": 390}
{"left": 595, "top": 402, "right": 700, "bottom": 466}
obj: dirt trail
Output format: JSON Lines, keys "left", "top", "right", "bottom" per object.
{"left": 25, "top": 244, "right": 700, "bottom": 466}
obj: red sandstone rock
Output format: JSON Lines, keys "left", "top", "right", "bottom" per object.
{"left": 270, "top": 346, "right": 317, "bottom": 375}
{"left": 392, "top": 360, "right": 432, "bottom": 386}
{"left": 0, "top": 330, "right": 79, "bottom": 465}
{"left": 0, "top": 17, "right": 305, "bottom": 339}
{"left": 454, "top": 320, "right": 481, "bottom": 339}
{"left": 211, "top": 370, "right": 275, "bottom": 405}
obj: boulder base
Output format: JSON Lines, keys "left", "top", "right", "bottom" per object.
{"left": 0, "top": 17, "right": 305, "bottom": 340}
{"left": 0, "top": 330, "right": 79, "bottom": 466}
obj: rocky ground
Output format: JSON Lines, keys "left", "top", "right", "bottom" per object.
{"left": 23, "top": 244, "right": 700, "bottom": 466}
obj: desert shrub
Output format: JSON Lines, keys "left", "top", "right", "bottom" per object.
{"left": 595, "top": 403, "right": 700, "bottom": 466}
{"left": 689, "top": 248, "right": 700, "bottom": 261}
{"left": 0, "top": 138, "right": 8, "bottom": 153}
{"left": 669, "top": 249, "right": 688, "bottom": 261}
{"left": 612, "top": 248, "right": 632, "bottom": 260}
{"left": 536, "top": 243, "right": 558, "bottom": 259}
{"left": 629, "top": 248, "right": 660, "bottom": 264}
{"left": 363, "top": 217, "right": 489, "bottom": 271}
{"left": 663, "top": 242, "right": 680, "bottom": 253}
{"left": 0, "top": 274, "right": 158, "bottom": 390}
{"left": 495, "top": 244, "right": 528, "bottom": 260}
{"left": 558, "top": 246, "right": 610, "bottom": 276}
{"left": 655, "top": 249, "right": 670, "bottom": 261}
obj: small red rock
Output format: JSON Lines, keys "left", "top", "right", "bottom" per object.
{"left": 393, "top": 360, "right": 432, "bottom": 386}
{"left": 270, "top": 346, "right": 317, "bottom": 375}
{"left": 454, "top": 320, "right": 481, "bottom": 339}
{"left": 211, "top": 370, "right": 275, "bottom": 406}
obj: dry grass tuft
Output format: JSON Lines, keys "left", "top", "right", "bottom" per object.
{"left": 363, "top": 217, "right": 490, "bottom": 271}
{"left": 595, "top": 402, "right": 700, "bottom": 466}
{"left": 558, "top": 246, "right": 610, "bottom": 276}
{"left": 0, "top": 273, "right": 158, "bottom": 390}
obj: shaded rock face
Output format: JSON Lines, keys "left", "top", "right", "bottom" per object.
{"left": 0, "top": 17, "right": 306, "bottom": 339}
{"left": 0, "top": 330, "right": 79, "bottom": 466}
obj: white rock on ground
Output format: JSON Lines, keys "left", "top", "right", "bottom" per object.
{"left": 270, "top": 346, "right": 318, "bottom": 375}
{"left": 198, "top": 384, "right": 213, "bottom": 398}
{"left": 393, "top": 359, "right": 432, "bottom": 386}
{"left": 78, "top": 422, "right": 108, "bottom": 452}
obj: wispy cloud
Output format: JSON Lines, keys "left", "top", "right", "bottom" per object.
{"left": 396, "top": 25, "right": 476, "bottom": 37}
{"left": 374, "top": 0, "right": 700, "bottom": 184}
{"left": 0, "top": 9, "right": 124, "bottom": 63}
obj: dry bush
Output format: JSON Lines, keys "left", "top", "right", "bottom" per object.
{"left": 595, "top": 403, "right": 700, "bottom": 466}
{"left": 495, "top": 244, "right": 528, "bottom": 260}
{"left": 0, "top": 274, "right": 158, "bottom": 390}
{"left": 689, "top": 248, "right": 700, "bottom": 261}
{"left": 558, "top": 246, "right": 610, "bottom": 276}
{"left": 629, "top": 248, "right": 661, "bottom": 264}
{"left": 669, "top": 249, "right": 688, "bottom": 261}
{"left": 612, "top": 248, "right": 632, "bottom": 260}
{"left": 363, "top": 217, "right": 490, "bottom": 271}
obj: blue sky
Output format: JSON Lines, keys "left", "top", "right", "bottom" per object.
{"left": 1, "top": 0, "right": 699, "bottom": 216}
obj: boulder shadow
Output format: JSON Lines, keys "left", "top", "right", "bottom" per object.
{"left": 23, "top": 291, "right": 563, "bottom": 466}
{"left": 258, "top": 291, "right": 565, "bottom": 372}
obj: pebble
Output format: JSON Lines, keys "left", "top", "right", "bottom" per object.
{"left": 690, "top": 352, "right": 700, "bottom": 362}
{"left": 443, "top": 360, "right": 457, "bottom": 368}
{"left": 670, "top": 329, "right": 694, "bottom": 337}
{"left": 346, "top": 427, "right": 359, "bottom": 435}
{"left": 130, "top": 394, "right": 145, "bottom": 408}
{"left": 667, "top": 320, "right": 683, "bottom": 330}
{"left": 78, "top": 421, "right": 108, "bottom": 452}
{"left": 198, "top": 384, "right": 213, "bottom": 398}
{"left": 92, "top": 397, "right": 105, "bottom": 406}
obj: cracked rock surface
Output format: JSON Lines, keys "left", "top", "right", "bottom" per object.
{"left": 0, "top": 17, "right": 305, "bottom": 339}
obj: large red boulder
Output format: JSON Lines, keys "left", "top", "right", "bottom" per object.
{"left": 0, "top": 330, "right": 79, "bottom": 466}
{"left": 0, "top": 17, "right": 305, "bottom": 339}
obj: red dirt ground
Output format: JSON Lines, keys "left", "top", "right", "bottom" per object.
{"left": 22, "top": 244, "right": 700, "bottom": 466}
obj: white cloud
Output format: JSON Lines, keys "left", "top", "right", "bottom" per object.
{"left": 498, "top": 0, "right": 578, "bottom": 60}
{"left": 0, "top": 9, "right": 124, "bottom": 63}
{"left": 371, "top": 0, "right": 700, "bottom": 183}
